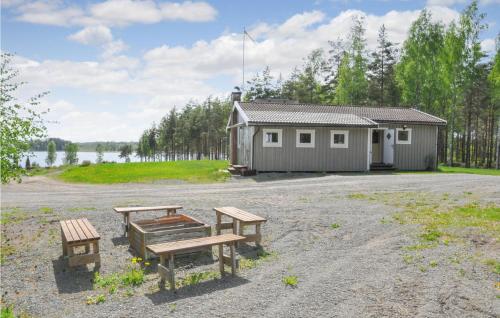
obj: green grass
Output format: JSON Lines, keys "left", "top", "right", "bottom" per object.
{"left": 330, "top": 223, "right": 340, "bottom": 229}
{"left": 437, "top": 165, "right": 500, "bottom": 176}
{"left": 57, "top": 160, "right": 230, "bottom": 184}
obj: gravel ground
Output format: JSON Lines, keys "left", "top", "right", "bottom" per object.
{"left": 1, "top": 172, "right": 499, "bottom": 318}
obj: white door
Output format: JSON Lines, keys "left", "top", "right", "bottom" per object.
{"left": 383, "top": 129, "right": 394, "bottom": 165}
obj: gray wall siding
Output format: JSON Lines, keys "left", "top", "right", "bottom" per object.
{"left": 389, "top": 124, "right": 438, "bottom": 170}
{"left": 253, "top": 126, "right": 368, "bottom": 172}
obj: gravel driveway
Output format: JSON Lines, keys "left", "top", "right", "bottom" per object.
{"left": 1, "top": 173, "right": 499, "bottom": 317}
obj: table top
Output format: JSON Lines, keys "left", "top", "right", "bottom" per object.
{"left": 213, "top": 206, "right": 266, "bottom": 223}
{"left": 113, "top": 206, "right": 182, "bottom": 214}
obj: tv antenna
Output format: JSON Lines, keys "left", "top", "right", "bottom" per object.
{"left": 242, "top": 27, "right": 256, "bottom": 91}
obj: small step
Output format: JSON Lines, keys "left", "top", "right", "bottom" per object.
{"left": 370, "top": 163, "right": 395, "bottom": 171}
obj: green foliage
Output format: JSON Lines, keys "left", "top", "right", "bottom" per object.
{"left": 58, "top": 160, "right": 229, "bottom": 184}
{"left": 1, "top": 52, "right": 47, "bottom": 184}
{"left": 93, "top": 258, "right": 149, "bottom": 295}
{"left": 95, "top": 144, "right": 104, "bottom": 164}
{"left": 330, "top": 223, "right": 340, "bottom": 229}
{"left": 239, "top": 249, "right": 277, "bottom": 270}
{"left": 45, "top": 140, "right": 57, "bottom": 167}
{"left": 118, "top": 144, "right": 133, "bottom": 162}
{"left": 86, "top": 294, "right": 106, "bottom": 305}
{"left": 244, "top": 66, "right": 283, "bottom": 101}
{"left": 64, "top": 142, "right": 79, "bottom": 165}
{"left": 438, "top": 165, "right": 500, "bottom": 175}
{"left": 282, "top": 275, "right": 298, "bottom": 287}
{"left": 484, "top": 259, "right": 500, "bottom": 274}
{"left": 39, "top": 207, "right": 54, "bottom": 214}
{"left": 177, "top": 271, "right": 219, "bottom": 288}
{"left": 1, "top": 305, "right": 15, "bottom": 318}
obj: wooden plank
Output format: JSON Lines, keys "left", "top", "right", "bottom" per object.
{"left": 217, "top": 222, "right": 234, "bottom": 230}
{"left": 213, "top": 207, "right": 266, "bottom": 223}
{"left": 70, "top": 219, "right": 87, "bottom": 241}
{"left": 113, "top": 206, "right": 183, "bottom": 214}
{"left": 81, "top": 218, "right": 100, "bottom": 239}
{"left": 68, "top": 253, "right": 100, "bottom": 267}
{"left": 60, "top": 221, "right": 74, "bottom": 242}
{"left": 76, "top": 219, "right": 93, "bottom": 240}
{"left": 146, "top": 234, "right": 245, "bottom": 255}
{"left": 65, "top": 220, "right": 81, "bottom": 242}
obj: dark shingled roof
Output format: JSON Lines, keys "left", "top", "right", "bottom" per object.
{"left": 238, "top": 102, "right": 446, "bottom": 126}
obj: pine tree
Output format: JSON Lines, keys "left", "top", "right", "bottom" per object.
{"left": 368, "top": 24, "right": 399, "bottom": 106}
{"left": 95, "top": 143, "right": 104, "bottom": 164}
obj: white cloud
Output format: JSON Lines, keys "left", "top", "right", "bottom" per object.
{"left": 12, "top": 7, "right": 467, "bottom": 141}
{"left": 10, "top": 0, "right": 218, "bottom": 27}
{"left": 481, "top": 38, "right": 496, "bottom": 53}
{"left": 426, "top": 0, "right": 465, "bottom": 6}
{"left": 160, "top": 1, "right": 217, "bottom": 22}
{"left": 68, "top": 25, "right": 113, "bottom": 45}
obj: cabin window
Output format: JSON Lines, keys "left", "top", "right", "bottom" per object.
{"left": 372, "top": 130, "right": 380, "bottom": 144}
{"left": 330, "top": 130, "right": 349, "bottom": 148}
{"left": 296, "top": 129, "right": 315, "bottom": 148}
{"left": 263, "top": 129, "right": 282, "bottom": 147}
{"left": 396, "top": 128, "right": 412, "bottom": 144}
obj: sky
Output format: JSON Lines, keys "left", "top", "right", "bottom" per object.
{"left": 2, "top": 0, "right": 499, "bottom": 142}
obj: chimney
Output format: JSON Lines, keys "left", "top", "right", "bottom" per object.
{"left": 231, "top": 86, "right": 242, "bottom": 103}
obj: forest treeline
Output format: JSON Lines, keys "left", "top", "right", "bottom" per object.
{"left": 138, "top": 2, "right": 499, "bottom": 168}
{"left": 31, "top": 138, "right": 138, "bottom": 152}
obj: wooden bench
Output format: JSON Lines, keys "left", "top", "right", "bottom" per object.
{"left": 113, "top": 205, "right": 182, "bottom": 235}
{"left": 60, "top": 218, "right": 100, "bottom": 268}
{"left": 146, "top": 234, "right": 245, "bottom": 291}
{"left": 214, "top": 207, "right": 266, "bottom": 246}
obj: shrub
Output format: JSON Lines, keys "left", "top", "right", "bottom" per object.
{"left": 1, "top": 305, "right": 15, "bottom": 318}
{"left": 80, "top": 160, "right": 91, "bottom": 167}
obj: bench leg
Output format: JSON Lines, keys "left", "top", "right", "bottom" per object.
{"left": 159, "top": 255, "right": 166, "bottom": 287}
{"left": 230, "top": 243, "right": 236, "bottom": 276}
{"left": 168, "top": 254, "right": 175, "bottom": 292}
{"left": 93, "top": 241, "right": 100, "bottom": 269}
{"left": 218, "top": 244, "right": 225, "bottom": 276}
{"left": 61, "top": 231, "right": 68, "bottom": 257}
{"left": 233, "top": 219, "right": 239, "bottom": 247}
{"left": 256, "top": 223, "right": 262, "bottom": 246}
{"left": 216, "top": 212, "right": 222, "bottom": 235}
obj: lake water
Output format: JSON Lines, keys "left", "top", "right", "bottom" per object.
{"left": 23, "top": 151, "right": 140, "bottom": 167}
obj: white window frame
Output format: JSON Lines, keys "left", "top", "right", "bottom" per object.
{"left": 330, "top": 130, "right": 349, "bottom": 148}
{"left": 262, "top": 128, "right": 282, "bottom": 148}
{"left": 296, "top": 129, "right": 315, "bottom": 148}
{"left": 396, "top": 128, "right": 412, "bottom": 144}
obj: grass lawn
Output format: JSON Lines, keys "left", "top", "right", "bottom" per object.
{"left": 57, "top": 160, "right": 230, "bottom": 184}
{"left": 437, "top": 165, "right": 500, "bottom": 176}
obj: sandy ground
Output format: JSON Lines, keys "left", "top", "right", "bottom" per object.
{"left": 1, "top": 172, "right": 499, "bottom": 318}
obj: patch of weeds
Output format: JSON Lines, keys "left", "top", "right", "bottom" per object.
{"left": 39, "top": 207, "right": 54, "bottom": 214}
{"left": 380, "top": 217, "right": 391, "bottom": 224}
{"left": 68, "top": 207, "right": 97, "bottom": 212}
{"left": 48, "top": 228, "right": 59, "bottom": 245}
{"left": 403, "top": 242, "right": 438, "bottom": 251}
{"left": 429, "top": 260, "right": 438, "bottom": 268}
{"left": 239, "top": 249, "right": 277, "bottom": 270}
{"left": 297, "top": 197, "right": 311, "bottom": 203}
{"left": 0, "top": 208, "right": 29, "bottom": 225}
{"left": 86, "top": 294, "right": 106, "bottom": 305}
{"left": 402, "top": 254, "right": 414, "bottom": 264}
{"left": 282, "top": 275, "right": 298, "bottom": 287}
{"left": 419, "top": 228, "right": 443, "bottom": 242}
{"left": 0, "top": 241, "right": 16, "bottom": 264}
{"left": 418, "top": 265, "right": 427, "bottom": 272}
{"left": 458, "top": 268, "right": 466, "bottom": 277}
{"left": 330, "top": 223, "right": 340, "bottom": 229}
{"left": 177, "top": 271, "right": 219, "bottom": 288}
{"left": 93, "top": 258, "right": 150, "bottom": 294}
{"left": 169, "top": 303, "right": 177, "bottom": 313}
{"left": 1, "top": 304, "right": 15, "bottom": 318}
{"left": 123, "top": 289, "right": 134, "bottom": 297}
{"left": 484, "top": 259, "right": 500, "bottom": 274}
{"left": 347, "top": 193, "right": 367, "bottom": 200}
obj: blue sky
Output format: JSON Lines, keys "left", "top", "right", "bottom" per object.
{"left": 2, "top": 0, "right": 499, "bottom": 141}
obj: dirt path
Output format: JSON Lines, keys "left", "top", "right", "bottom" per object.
{"left": 1, "top": 173, "right": 499, "bottom": 317}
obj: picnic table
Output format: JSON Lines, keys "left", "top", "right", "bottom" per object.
{"left": 214, "top": 207, "right": 266, "bottom": 246}
{"left": 113, "top": 205, "right": 182, "bottom": 235}
{"left": 60, "top": 218, "right": 100, "bottom": 268}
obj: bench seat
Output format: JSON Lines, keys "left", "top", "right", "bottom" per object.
{"left": 146, "top": 234, "right": 245, "bottom": 291}
{"left": 60, "top": 218, "right": 100, "bottom": 268}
